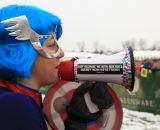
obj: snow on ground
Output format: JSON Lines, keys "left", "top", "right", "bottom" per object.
{"left": 121, "top": 108, "right": 160, "bottom": 130}
{"left": 133, "top": 50, "right": 160, "bottom": 61}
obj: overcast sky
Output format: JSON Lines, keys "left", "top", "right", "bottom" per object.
{"left": 1, "top": 0, "right": 160, "bottom": 52}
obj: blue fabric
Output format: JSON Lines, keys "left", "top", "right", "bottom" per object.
{"left": 87, "top": 120, "right": 96, "bottom": 126}
{"left": 0, "top": 88, "right": 48, "bottom": 130}
{"left": 143, "top": 62, "right": 151, "bottom": 69}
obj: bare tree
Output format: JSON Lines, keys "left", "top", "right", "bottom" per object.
{"left": 138, "top": 39, "right": 147, "bottom": 50}
{"left": 93, "top": 40, "right": 99, "bottom": 54}
{"left": 150, "top": 41, "right": 160, "bottom": 50}
{"left": 150, "top": 43, "right": 157, "bottom": 50}
{"left": 77, "top": 41, "right": 85, "bottom": 52}
{"left": 121, "top": 39, "right": 136, "bottom": 50}
{"left": 99, "top": 45, "right": 106, "bottom": 54}
{"left": 105, "top": 49, "right": 113, "bottom": 55}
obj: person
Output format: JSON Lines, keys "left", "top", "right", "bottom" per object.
{"left": 0, "top": 5, "right": 113, "bottom": 130}
{"left": 146, "top": 59, "right": 160, "bottom": 72}
{"left": 142, "top": 59, "right": 160, "bottom": 74}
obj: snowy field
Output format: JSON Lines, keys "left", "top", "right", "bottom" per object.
{"left": 122, "top": 108, "right": 160, "bottom": 130}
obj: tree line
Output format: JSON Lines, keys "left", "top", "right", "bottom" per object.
{"left": 76, "top": 38, "right": 160, "bottom": 55}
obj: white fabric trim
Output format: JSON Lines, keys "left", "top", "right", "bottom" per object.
{"left": 84, "top": 92, "right": 99, "bottom": 113}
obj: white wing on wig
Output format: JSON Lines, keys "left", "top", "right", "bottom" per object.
{"left": 0, "top": 15, "right": 40, "bottom": 42}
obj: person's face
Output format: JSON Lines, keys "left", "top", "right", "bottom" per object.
{"left": 31, "top": 35, "right": 64, "bottom": 86}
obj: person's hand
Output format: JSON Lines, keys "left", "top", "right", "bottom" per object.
{"left": 64, "top": 82, "right": 113, "bottom": 130}
{"left": 89, "top": 82, "right": 113, "bottom": 109}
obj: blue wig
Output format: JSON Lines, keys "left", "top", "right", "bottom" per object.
{"left": 0, "top": 5, "right": 63, "bottom": 81}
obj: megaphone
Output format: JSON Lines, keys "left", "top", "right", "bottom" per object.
{"left": 59, "top": 48, "right": 135, "bottom": 92}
